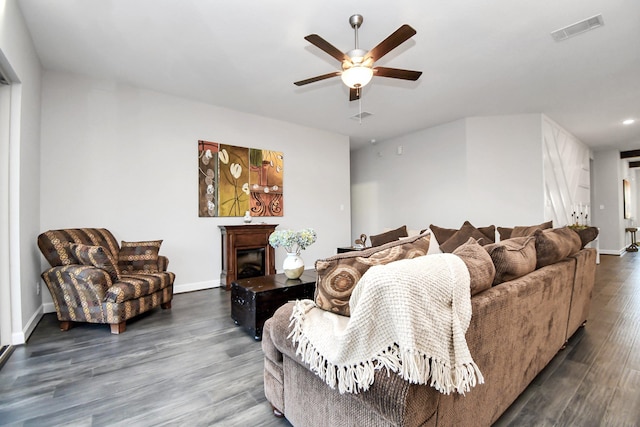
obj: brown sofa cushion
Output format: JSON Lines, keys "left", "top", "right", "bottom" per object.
{"left": 369, "top": 225, "right": 408, "bottom": 247}
{"left": 453, "top": 238, "right": 496, "bottom": 295}
{"left": 429, "top": 224, "right": 457, "bottom": 246}
{"left": 430, "top": 222, "right": 495, "bottom": 247}
{"left": 439, "top": 222, "right": 491, "bottom": 253}
{"left": 574, "top": 226, "right": 599, "bottom": 249}
{"left": 314, "top": 234, "right": 431, "bottom": 316}
{"left": 498, "top": 220, "right": 553, "bottom": 240}
{"left": 484, "top": 237, "right": 537, "bottom": 285}
{"left": 534, "top": 227, "right": 582, "bottom": 269}
{"left": 70, "top": 243, "right": 121, "bottom": 281}
{"left": 118, "top": 240, "right": 163, "bottom": 274}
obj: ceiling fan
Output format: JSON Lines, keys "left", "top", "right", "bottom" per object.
{"left": 294, "top": 14, "right": 422, "bottom": 101}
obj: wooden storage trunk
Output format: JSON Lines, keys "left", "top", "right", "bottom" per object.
{"left": 231, "top": 271, "right": 316, "bottom": 340}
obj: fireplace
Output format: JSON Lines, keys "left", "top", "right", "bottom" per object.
{"left": 236, "top": 247, "right": 266, "bottom": 279}
{"left": 219, "top": 224, "right": 277, "bottom": 290}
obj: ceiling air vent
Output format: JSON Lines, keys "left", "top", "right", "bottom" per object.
{"left": 551, "top": 14, "right": 604, "bottom": 42}
{"left": 350, "top": 112, "right": 373, "bottom": 121}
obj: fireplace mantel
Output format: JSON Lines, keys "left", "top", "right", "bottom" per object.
{"left": 219, "top": 224, "right": 277, "bottom": 291}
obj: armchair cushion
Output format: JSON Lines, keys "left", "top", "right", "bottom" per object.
{"left": 105, "top": 272, "right": 176, "bottom": 303}
{"left": 70, "top": 243, "right": 121, "bottom": 281}
{"left": 118, "top": 240, "right": 163, "bottom": 274}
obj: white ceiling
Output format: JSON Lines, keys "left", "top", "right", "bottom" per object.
{"left": 17, "top": 0, "right": 640, "bottom": 152}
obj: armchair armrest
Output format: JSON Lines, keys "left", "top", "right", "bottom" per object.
{"left": 157, "top": 255, "right": 169, "bottom": 272}
{"left": 41, "top": 265, "right": 114, "bottom": 322}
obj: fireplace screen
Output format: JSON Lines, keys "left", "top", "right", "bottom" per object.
{"left": 236, "top": 248, "right": 266, "bottom": 279}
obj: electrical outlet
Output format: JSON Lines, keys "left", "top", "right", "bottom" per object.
{"left": 35, "top": 280, "right": 40, "bottom": 295}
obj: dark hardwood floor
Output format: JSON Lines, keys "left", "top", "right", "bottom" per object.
{"left": 0, "top": 252, "right": 638, "bottom": 426}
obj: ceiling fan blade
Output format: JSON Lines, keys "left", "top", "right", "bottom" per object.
{"left": 374, "top": 66, "right": 422, "bottom": 81}
{"left": 294, "top": 71, "right": 340, "bottom": 86}
{"left": 365, "top": 24, "right": 417, "bottom": 62}
{"left": 349, "top": 87, "right": 361, "bottom": 102}
{"left": 304, "top": 34, "right": 351, "bottom": 63}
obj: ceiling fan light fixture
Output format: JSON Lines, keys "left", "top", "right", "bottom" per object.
{"left": 341, "top": 66, "right": 373, "bottom": 89}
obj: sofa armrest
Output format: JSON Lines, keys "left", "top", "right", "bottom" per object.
{"left": 41, "top": 265, "right": 113, "bottom": 322}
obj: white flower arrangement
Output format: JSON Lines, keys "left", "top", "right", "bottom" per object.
{"left": 269, "top": 228, "right": 317, "bottom": 254}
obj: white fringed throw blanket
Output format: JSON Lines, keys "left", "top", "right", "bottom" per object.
{"left": 289, "top": 253, "right": 484, "bottom": 395}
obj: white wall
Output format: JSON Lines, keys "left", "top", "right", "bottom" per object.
{"left": 40, "top": 71, "right": 351, "bottom": 301}
{"left": 351, "top": 114, "right": 547, "bottom": 243}
{"left": 350, "top": 119, "right": 466, "bottom": 242}
{"left": 466, "top": 114, "right": 544, "bottom": 226}
{"left": 0, "top": 0, "right": 43, "bottom": 344}
{"left": 591, "top": 149, "right": 626, "bottom": 254}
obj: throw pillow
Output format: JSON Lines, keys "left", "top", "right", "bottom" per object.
{"left": 534, "top": 227, "right": 582, "bottom": 269}
{"left": 429, "top": 224, "right": 457, "bottom": 247}
{"left": 498, "top": 220, "right": 553, "bottom": 241}
{"left": 483, "top": 237, "right": 537, "bottom": 286}
{"left": 118, "top": 240, "right": 163, "bottom": 274}
{"left": 453, "top": 238, "right": 496, "bottom": 296}
{"left": 70, "top": 243, "right": 120, "bottom": 281}
{"left": 314, "top": 234, "right": 431, "bottom": 316}
{"left": 439, "top": 221, "right": 491, "bottom": 253}
{"left": 574, "top": 226, "right": 599, "bottom": 249}
{"left": 369, "top": 225, "right": 408, "bottom": 247}
{"left": 430, "top": 222, "right": 495, "bottom": 247}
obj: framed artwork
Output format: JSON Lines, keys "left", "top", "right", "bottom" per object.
{"left": 198, "top": 140, "right": 284, "bottom": 217}
{"left": 623, "top": 179, "right": 631, "bottom": 219}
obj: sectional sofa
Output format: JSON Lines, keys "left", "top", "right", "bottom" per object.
{"left": 261, "top": 223, "right": 597, "bottom": 426}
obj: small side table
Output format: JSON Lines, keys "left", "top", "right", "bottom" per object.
{"left": 626, "top": 227, "right": 638, "bottom": 252}
{"left": 230, "top": 271, "right": 316, "bottom": 340}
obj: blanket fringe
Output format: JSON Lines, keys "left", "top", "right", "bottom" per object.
{"left": 289, "top": 300, "right": 484, "bottom": 395}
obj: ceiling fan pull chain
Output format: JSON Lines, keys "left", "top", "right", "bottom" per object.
{"left": 358, "top": 88, "right": 362, "bottom": 124}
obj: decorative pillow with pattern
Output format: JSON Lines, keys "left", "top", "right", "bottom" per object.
{"left": 369, "top": 225, "right": 408, "bottom": 247}
{"left": 118, "top": 240, "right": 162, "bottom": 274}
{"left": 453, "top": 238, "right": 496, "bottom": 296}
{"left": 314, "top": 233, "right": 431, "bottom": 316}
{"left": 70, "top": 243, "right": 120, "bottom": 281}
{"left": 483, "top": 237, "right": 537, "bottom": 286}
{"left": 534, "top": 227, "right": 581, "bottom": 269}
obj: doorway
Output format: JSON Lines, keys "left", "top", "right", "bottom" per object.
{"left": 0, "top": 66, "right": 12, "bottom": 351}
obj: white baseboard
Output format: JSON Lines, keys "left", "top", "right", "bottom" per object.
{"left": 13, "top": 304, "right": 44, "bottom": 344}
{"left": 43, "top": 302, "right": 56, "bottom": 314}
{"left": 599, "top": 248, "right": 626, "bottom": 256}
{"left": 174, "top": 280, "right": 220, "bottom": 294}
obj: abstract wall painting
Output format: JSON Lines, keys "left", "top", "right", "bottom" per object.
{"left": 198, "top": 140, "right": 283, "bottom": 217}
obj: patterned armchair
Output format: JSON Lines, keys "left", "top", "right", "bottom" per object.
{"left": 38, "top": 228, "right": 175, "bottom": 334}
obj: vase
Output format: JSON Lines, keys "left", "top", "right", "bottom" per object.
{"left": 243, "top": 210, "right": 252, "bottom": 223}
{"left": 283, "top": 252, "right": 304, "bottom": 279}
